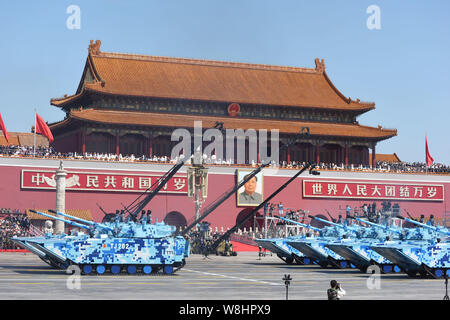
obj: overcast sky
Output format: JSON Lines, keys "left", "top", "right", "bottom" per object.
{"left": 0, "top": 1, "right": 449, "bottom": 164}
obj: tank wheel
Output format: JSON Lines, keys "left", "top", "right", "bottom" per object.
{"left": 339, "top": 261, "right": 348, "bottom": 268}
{"left": 359, "top": 266, "right": 368, "bottom": 273}
{"left": 127, "top": 265, "right": 137, "bottom": 275}
{"left": 393, "top": 265, "right": 401, "bottom": 273}
{"left": 285, "top": 257, "right": 294, "bottom": 265}
{"left": 446, "top": 269, "right": 450, "bottom": 277}
{"left": 163, "top": 265, "right": 173, "bottom": 275}
{"left": 142, "top": 265, "right": 152, "bottom": 275}
{"left": 111, "top": 265, "right": 121, "bottom": 275}
{"left": 303, "top": 258, "right": 310, "bottom": 265}
{"left": 383, "top": 265, "right": 392, "bottom": 273}
{"left": 405, "top": 270, "right": 417, "bottom": 277}
{"left": 96, "top": 265, "right": 106, "bottom": 275}
{"left": 82, "top": 265, "right": 93, "bottom": 275}
{"left": 434, "top": 269, "right": 444, "bottom": 278}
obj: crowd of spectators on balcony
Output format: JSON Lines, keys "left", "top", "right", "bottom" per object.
{"left": 1, "top": 144, "right": 449, "bottom": 174}
{"left": 0, "top": 210, "right": 31, "bottom": 250}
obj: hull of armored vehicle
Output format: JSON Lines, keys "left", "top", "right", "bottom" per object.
{"left": 325, "top": 240, "right": 399, "bottom": 273}
{"left": 370, "top": 241, "right": 450, "bottom": 278}
{"left": 13, "top": 235, "right": 189, "bottom": 275}
{"left": 255, "top": 237, "right": 314, "bottom": 265}
{"left": 286, "top": 238, "right": 353, "bottom": 268}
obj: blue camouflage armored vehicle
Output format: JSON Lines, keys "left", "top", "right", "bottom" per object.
{"left": 13, "top": 209, "right": 190, "bottom": 275}
{"left": 255, "top": 236, "right": 313, "bottom": 265}
{"left": 254, "top": 216, "right": 324, "bottom": 265}
{"left": 324, "top": 216, "right": 404, "bottom": 273}
{"left": 284, "top": 215, "right": 360, "bottom": 268}
{"left": 370, "top": 216, "right": 450, "bottom": 278}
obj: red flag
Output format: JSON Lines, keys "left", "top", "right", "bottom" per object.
{"left": 425, "top": 136, "right": 434, "bottom": 167}
{"left": 35, "top": 113, "right": 54, "bottom": 143}
{"left": 0, "top": 112, "right": 10, "bottom": 143}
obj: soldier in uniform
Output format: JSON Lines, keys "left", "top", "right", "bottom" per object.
{"left": 427, "top": 215, "right": 435, "bottom": 227}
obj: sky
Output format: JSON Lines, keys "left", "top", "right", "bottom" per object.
{"left": 0, "top": 0, "right": 449, "bottom": 164}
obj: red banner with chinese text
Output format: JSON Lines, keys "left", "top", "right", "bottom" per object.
{"left": 303, "top": 180, "right": 444, "bottom": 201}
{"left": 21, "top": 170, "right": 187, "bottom": 194}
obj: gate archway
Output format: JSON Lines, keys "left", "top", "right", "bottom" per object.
{"left": 163, "top": 211, "right": 187, "bottom": 228}
{"left": 235, "top": 208, "right": 262, "bottom": 230}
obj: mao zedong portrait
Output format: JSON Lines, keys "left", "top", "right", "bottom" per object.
{"left": 238, "top": 174, "right": 263, "bottom": 205}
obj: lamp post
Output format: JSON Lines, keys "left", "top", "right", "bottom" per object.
{"left": 187, "top": 149, "right": 209, "bottom": 231}
{"left": 283, "top": 274, "right": 292, "bottom": 300}
{"left": 55, "top": 161, "right": 67, "bottom": 234}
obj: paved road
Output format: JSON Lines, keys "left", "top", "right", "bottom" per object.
{"left": 0, "top": 252, "right": 446, "bottom": 300}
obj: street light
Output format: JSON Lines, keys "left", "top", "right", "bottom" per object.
{"left": 282, "top": 274, "right": 292, "bottom": 300}
{"left": 187, "top": 148, "right": 209, "bottom": 230}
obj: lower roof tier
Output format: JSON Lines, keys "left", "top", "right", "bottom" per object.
{"left": 50, "top": 109, "right": 397, "bottom": 141}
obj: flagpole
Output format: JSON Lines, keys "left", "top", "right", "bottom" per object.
{"left": 33, "top": 109, "right": 36, "bottom": 157}
{"left": 425, "top": 134, "right": 427, "bottom": 175}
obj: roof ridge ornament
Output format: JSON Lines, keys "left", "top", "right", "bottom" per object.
{"left": 88, "top": 40, "right": 102, "bottom": 55}
{"left": 314, "top": 58, "right": 325, "bottom": 73}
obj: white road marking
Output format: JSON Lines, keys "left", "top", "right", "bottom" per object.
{"left": 183, "top": 268, "right": 282, "bottom": 286}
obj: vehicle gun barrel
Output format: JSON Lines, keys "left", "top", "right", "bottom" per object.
{"left": 398, "top": 216, "right": 450, "bottom": 237}
{"left": 276, "top": 215, "right": 322, "bottom": 233}
{"left": 48, "top": 209, "right": 95, "bottom": 226}
{"left": 351, "top": 216, "right": 403, "bottom": 235}
{"left": 48, "top": 209, "right": 114, "bottom": 232}
{"left": 30, "top": 210, "right": 91, "bottom": 231}
{"left": 308, "top": 215, "right": 355, "bottom": 230}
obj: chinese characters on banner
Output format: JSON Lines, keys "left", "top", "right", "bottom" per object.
{"left": 21, "top": 170, "right": 187, "bottom": 194}
{"left": 303, "top": 180, "right": 444, "bottom": 201}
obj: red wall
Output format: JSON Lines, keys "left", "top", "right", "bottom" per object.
{"left": 1, "top": 161, "right": 449, "bottom": 228}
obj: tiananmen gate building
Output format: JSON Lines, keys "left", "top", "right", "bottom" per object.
{"left": 49, "top": 40, "right": 396, "bottom": 166}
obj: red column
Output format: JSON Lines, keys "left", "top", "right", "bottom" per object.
{"left": 372, "top": 144, "right": 376, "bottom": 168}
{"left": 345, "top": 144, "right": 349, "bottom": 166}
{"left": 365, "top": 147, "right": 369, "bottom": 166}
{"left": 315, "top": 144, "right": 320, "bottom": 164}
{"left": 81, "top": 129, "right": 86, "bottom": 154}
{"left": 115, "top": 131, "right": 120, "bottom": 157}
{"left": 286, "top": 146, "right": 291, "bottom": 163}
{"left": 257, "top": 144, "right": 260, "bottom": 163}
{"left": 148, "top": 135, "right": 153, "bottom": 158}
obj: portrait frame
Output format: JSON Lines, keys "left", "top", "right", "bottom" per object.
{"left": 236, "top": 169, "right": 264, "bottom": 207}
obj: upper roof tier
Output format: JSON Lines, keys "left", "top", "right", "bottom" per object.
{"left": 51, "top": 40, "right": 375, "bottom": 112}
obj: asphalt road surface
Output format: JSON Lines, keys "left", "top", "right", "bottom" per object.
{"left": 0, "top": 251, "right": 446, "bottom": 300}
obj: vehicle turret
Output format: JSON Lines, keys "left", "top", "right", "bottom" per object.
{"left": 275, "top": 216, "right": 322, "bottom": 233}
{"left": 308, "top": 215, "right": 360, "bottom": 233}
{"left": 398, "top": 216, "right": 450, "bottom": 238}
{"left": 350, "top": 216, "right": 403, "bottom": 237}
